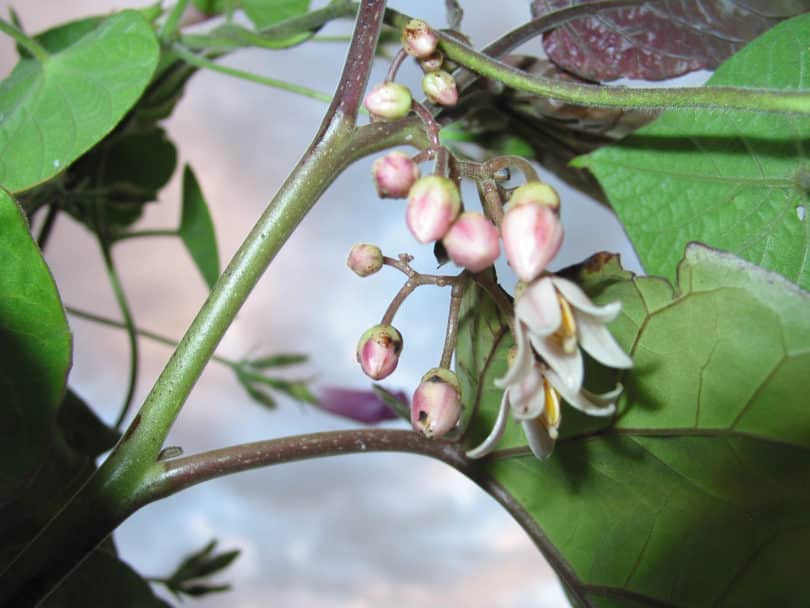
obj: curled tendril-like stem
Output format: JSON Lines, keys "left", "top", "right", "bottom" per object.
{"left": 385, "top": 47, "right": 409, "bottom": 82}
{"left": 483, "top": 155, "right": 539, "bottom": 183}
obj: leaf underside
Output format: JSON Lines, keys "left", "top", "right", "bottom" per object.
{"left": 456, "top": 245, "right": 810, "bottom": 606}
{"left": 576, "top": 13, "right": 810, "bottom": 290}
{"left": 533, "top": 0, "right": 808, "bottom": 81}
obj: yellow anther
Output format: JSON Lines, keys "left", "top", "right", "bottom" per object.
{"left": 541, "top": 377, "right": 561, "bottom": 438}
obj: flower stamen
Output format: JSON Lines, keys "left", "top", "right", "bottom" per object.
{"left": 541, "top": 378, "right": 561, "bottom": 439}
{"left": 553, "top": 294, "right": 578, "bottom": 354}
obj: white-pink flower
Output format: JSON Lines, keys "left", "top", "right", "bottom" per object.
{"left": 467, "top": 273, "right": 632, "bottom": 460}
{"left": 515, "top": 275, "right": 632, "bottom": 392}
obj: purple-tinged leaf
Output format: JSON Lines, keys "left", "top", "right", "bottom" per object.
{"left": 317, "top": 386, "right": 405, "bottom": 424}
{"left": 532, "top": 0, "right": 809, "bottom": 81}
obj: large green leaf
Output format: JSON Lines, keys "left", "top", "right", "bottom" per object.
{"left": 0, "top": 11, "right": 159, "bottom": 193}
{"left": 575, "top": 14, "right": 810, "bottom": 290}
{"left": 179, "top": 165, "right": 220, "bottom": 289}
{"left": 0, "top": 190, "right": 71, "bottom": 502}
{"left": 192, "top": 0, "right": 310, "bottom": 28}
{"left": 457, "top": 245, "right": 810, "bottom": 605}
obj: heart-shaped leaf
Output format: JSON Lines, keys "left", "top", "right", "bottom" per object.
{"left": 0, "top": 189, "right": 71, "bottom": 503}
{"left": 575, "top": 13, "right": 810, "bottom": 290}
{"left": 457, "top": 245, "right": 810, "bottom": 605}
{"left": 0, "top": 11, "right": 159, "bottom": 193}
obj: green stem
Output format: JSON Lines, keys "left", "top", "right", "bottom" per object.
{"left": 65, "top": 306, "right": 236, "bottom": 369}
{"left": 387, "top": 7, "right": 810, "bottom": 115}
{"left": 98, "top": 242, "right": 140, "bottom": 431}
{"left": 113, "top": 229, "right": 178, "bottom": 241}
{"left": 160, "top": 0, "right": 192, "bottom": 41}
{"left": 0, "top": 16, "right": 49, "bottom": 63}
{"left": 172, "top": 43, "right": 335, "bottom": 104}
{"left": 0, "top": 3, "right": 399, "bottom": 604}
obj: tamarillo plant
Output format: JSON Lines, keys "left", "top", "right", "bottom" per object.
{"left": 2, "top": 0, "right": 810, "bottom": 605}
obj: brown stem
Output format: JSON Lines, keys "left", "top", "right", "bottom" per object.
{"left": 439, "top": 280, "right": 466, "bottom": 368}
{"left": 483, "top": 155, "right": 539, "bottom": 183}
{"left": 380, "top": 255, "right": 463, "bottom": 325}
{"left": 410, "top": 100, "right": 442, "bottom": 148}
{"left": 476, "top": 178, "right": 505, "bottom": 227}
{"left": 385, "top": 47, "right": 409, "bottom": 82}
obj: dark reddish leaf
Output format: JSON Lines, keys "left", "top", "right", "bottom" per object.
{"left": 532, "top": 0, "right": 810, "bottom": 81}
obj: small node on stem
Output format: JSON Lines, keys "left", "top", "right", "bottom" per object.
{"left": 372, "top": 151, "right": 420, "bottom": 198}
{"left": 422, "top": 70, "right": 459, "bottom": 106}
{"left": 364, "top": 82, "right": 413, "bottom": 121}
{"left": 406, "top": 175, "right": 462, "bottom": 243}
{"left": 401, "top": 19, "right": 439, "bottom": 59}
{"left": 357, "top": 324, "right": 403, "bottom": 380}
{"left": 442, "top": 211, "right": 500, "bottom": 273}
{"left": 347, "top": 243, "right": 384, "bottom": 277}
{"left": 411, "top": 367, "right": 461, "bottom": 438}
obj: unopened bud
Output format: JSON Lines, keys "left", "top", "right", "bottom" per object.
{"left": 347, "top": 243, "right": 383, "bottom": 277}
{"left": 406, "top": 175, "right": 461, "bottom": 243}
{"left": 364, "top": 82, "right": 412, "bottom": 121}
{"left": 419, "top": 50, "right": 444, "bottom": 73}
{"left": 502, "top": 203, "right": 563, "bottom": 282}
{"left": 508, "top": 181, "right": 560, "bottom": 211}
{"left": 422, "top": 71, "right": 458, "bottom": 106}
{"left": 356, "top": 324, "right": 403, "bottom": 380}
{"left": 402, "top": 19, "right": 439, "bottom": 59}
{"left": 372, "top": 151, "right": 420, "bottom": 199}
{"left": 411, "top": 367, "right": 461, "bottom": 438}
{"left": 442, "top": 212, "right": 500, "bottom": 273}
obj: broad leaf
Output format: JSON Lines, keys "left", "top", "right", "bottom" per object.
{"left": 533, "top": 0, "right": 809, "bottom": 81}
{"left": 0, "top": 11, "right": 160, "bottom": 193}
{"left": 575, "top": 13, "right": 810, "bottom": 289}
{"left": 0, "top": 190, "right": 71, "bottom": 503}
{"left": 179, "top": 165, "right": 220, "bottom": 289}
{"left": 191, "top": 0, "right": 310, "bottom": 29}
{"left": 458, "top": 245, "right": 810, "bottom": 605}
{"left": 66, "top": 127, "right": 177, "bottom": 230}
{"left": 44, "top": 550, "right": 171, "bottom": 607}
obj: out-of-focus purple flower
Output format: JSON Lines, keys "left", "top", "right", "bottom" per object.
{"left": 317, "top": 386, "right": 405, "bottom": 424}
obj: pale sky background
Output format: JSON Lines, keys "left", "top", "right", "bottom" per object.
{"left": 0, "top": 2, "right": 644, "bottom": 606}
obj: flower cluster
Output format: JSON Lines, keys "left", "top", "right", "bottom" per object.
{"left": 467, "top": 200, "right": 632, "bottom": 459}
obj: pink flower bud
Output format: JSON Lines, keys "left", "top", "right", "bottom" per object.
{"left": 356, "top": 324, "right": 403, "bottom": 380}
{"left": 372, "top": 151, "right": 420, "bottom": 198}
{"left": 419, "top": 51, "right": 444, "bottom": 73}
{"left": 422, "top": 71, "right": 458, "bottom": 106}
{"left": 502, "top": 203, "right": 563, "bottom": 282}
{"left": 347, "top": 243, "right": 383, "bottom": 277}
{"left": 442, "top": 212, "right": 500, "bottom": 273}
{"left": 508, "top": 181, "right": 560, "bottom": 211}
{"left": 411, "top": 367, "right": 461, "bottom": 438}
{"left": 406, "top": 175, "right": 461, "bottom": 243}
{"left": 402, "top": 19, "right": 439, "bottom": 59}
{"left": 364, "top": 82, "right": 412, "bottom": 121}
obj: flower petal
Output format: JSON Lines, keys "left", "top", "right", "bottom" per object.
{"left": 529, "top": 333, "right": 583, "bottom": 393}
{"left": 515, "top": 277, "right": 561, "bottom": 337}
{"left": 551, "top": 277, "right": 621, "bottom": 322}
{"left": 466, "top": 390, "right": 510, "bottom": 459}
{"left": 495, "top": 321, "right": 533, "bottom": 388}
{"left": 509, "top": 366, "right": 546, "bottom": 420}
{"left": 576, "top": 311, "right": 634, "bottom": 369}
{"left": 521, "top": 418, "right": 556, "bottom": 459}
{"left": 545, "top": 368, "right": 617, "bottom": 417}
{"left": 583, "top": 383, "right": 624, "bottom": 406}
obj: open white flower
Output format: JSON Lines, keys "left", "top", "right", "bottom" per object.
{"left": 466, "top": 274, "right": 631, "bottom": 460}
{"left": 466, "top": 329, "right": 621, "bottom": 460}
{"left": 515, "top": 275, "right": 632, "bottom": 392}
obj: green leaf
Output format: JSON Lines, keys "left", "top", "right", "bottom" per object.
{"left": 162, "top": 539, "right": 240, "bottom": 599}
{"left": 0, "top": 190, "right": 71, "bottom": 503}
{"left": 246, "top": 353, "right": 308, "bottom": 369}
{"left": 457, "top": 245, "right": 810, "bottom": 605}
{"left": 67, "top": 127, "right": 177, "bottom": 229}
{"left": 575, "top": 14, "right": 810, "bottom": 290}
{"left": 57, "top": 389, "right": 120, "bottom": 458}
{"left": 241, "top": 0, "right": 310, "bottom": 29}
{"left": 44, "top": 550, "right": 171, "bottom": 607}
{"left": 179, "top": 165, "right": 220, "bottom": 289}
{"left": 0, "top": 11, "right": 160, "bottom": 193}
{"left": 191, "top": 0, "right": 309, "bottom": 29}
